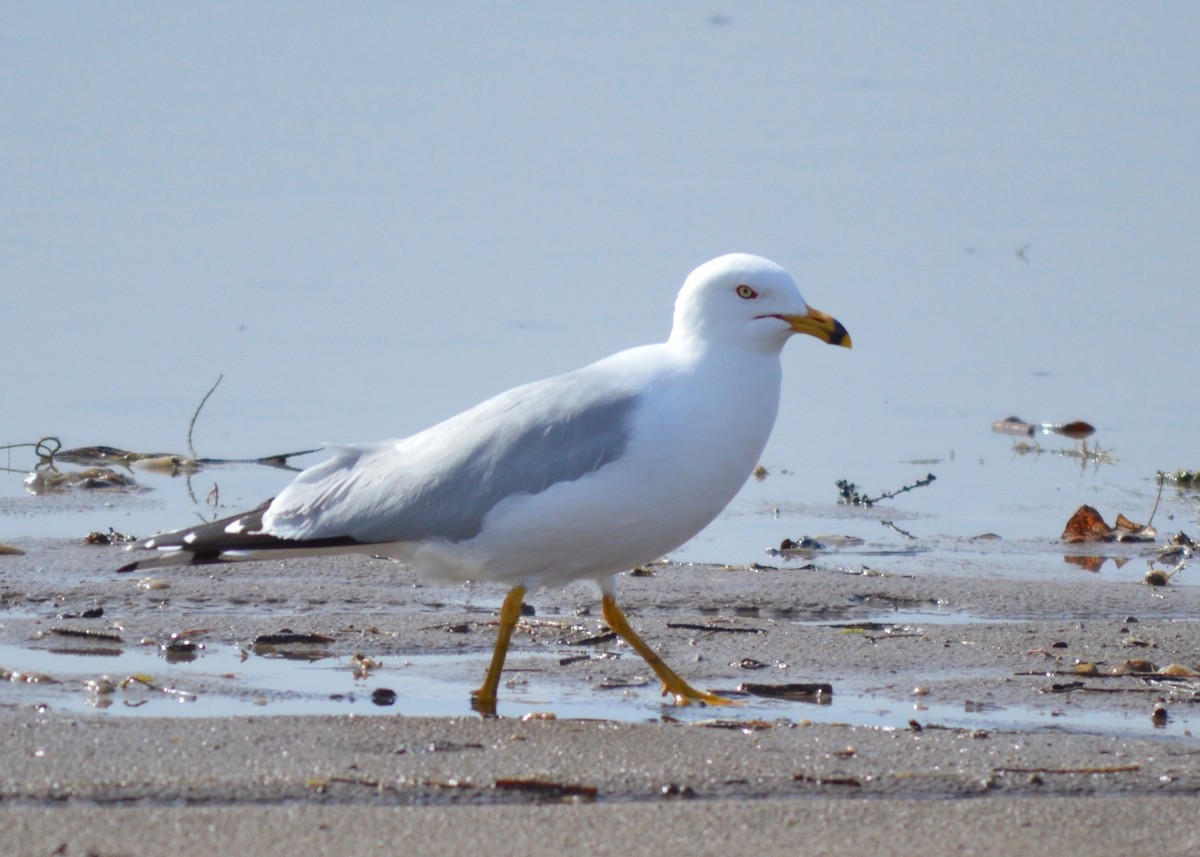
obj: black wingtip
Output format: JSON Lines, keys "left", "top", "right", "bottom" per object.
{"left": 110, "top": 498, "right": 363, "bottom": 575}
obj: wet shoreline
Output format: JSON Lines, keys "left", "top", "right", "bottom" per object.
{"left": 3, "top": 539, "right": 1200, "bottom": 851}
{"left": 2, "top": 539, "right": 1197, "bottom": 728}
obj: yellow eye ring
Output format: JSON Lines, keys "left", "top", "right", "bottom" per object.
{"left": 736, "top": 284, "right": 757, "bottom": 299}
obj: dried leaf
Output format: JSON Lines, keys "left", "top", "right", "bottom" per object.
{"left": 1061, "top": 505, "right": 1113, "bottom": 543}
{"left": 1113, "top": 514, "right": 1156, "bottom": 542}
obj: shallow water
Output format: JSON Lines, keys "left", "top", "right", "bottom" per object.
{"left": 2, "top": 640, "right": 1193, "bottom": 741}
{"left": 3, "top": 410, "right": 1195, "bottom": 578}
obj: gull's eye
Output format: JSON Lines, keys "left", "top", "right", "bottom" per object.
{"left": 736, "top": 284, "right": 757, "bottom": 299}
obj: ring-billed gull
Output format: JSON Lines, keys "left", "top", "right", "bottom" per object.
{"left": 119, "top": 253, "right": 850, "bottom": 714}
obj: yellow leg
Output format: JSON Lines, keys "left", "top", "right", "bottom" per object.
{"left": 601, "top": 594, "right": 733, "bottom": 707}
{"left": 471, "top": 585, "right": 526, "bottom": 716}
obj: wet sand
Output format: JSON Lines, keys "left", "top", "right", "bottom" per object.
{"left": 2, "top": 539, "right": 1199, "bottom": 854}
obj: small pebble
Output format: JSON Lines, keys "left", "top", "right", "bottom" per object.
{"left": 371, "top": 688, "right": 397, "bottom": 706}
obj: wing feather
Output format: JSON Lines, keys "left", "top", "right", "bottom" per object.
{"left": 263, "top": 371, "right": 641, "bottom": 545}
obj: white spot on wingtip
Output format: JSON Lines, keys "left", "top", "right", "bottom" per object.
{"left": 144, "top": 539, "right": 157, "bottom": 548}
{"left": 224, "top": 519, "right": 245, "bottom": 535}
{"left": 183, "top": 532, "right": 197, "bottom": 544}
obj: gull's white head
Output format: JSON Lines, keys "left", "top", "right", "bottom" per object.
{"left": 669, "top": 253, "right": 852, "bottom": 353}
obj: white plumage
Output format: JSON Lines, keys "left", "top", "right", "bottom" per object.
{"left": 120, "top": 253, "right": 850, "bottom": 712}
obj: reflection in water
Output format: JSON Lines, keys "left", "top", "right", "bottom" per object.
{"left": 1062, "top": 555, "right": 1131, "bottom": 574}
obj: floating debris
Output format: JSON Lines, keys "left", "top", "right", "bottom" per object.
{"left": 160, "top": 639, "right": 204, "bottom": 663}
{"left": 836, "top": 473, "right": 935, "bottom": 508}
{"left": 734, "top": 658, "right": 769, "bottom": 670}
{"left": 992, "top": 417, "right": 1036, "bottom": 437}
{"left": 767, "top": 535, "right": 864, "bottom": 557}
{"left": 57, "top": 607, "right": 104, "bottom": 619}
{"left": 1061, "top": 505, "right": 1155, "bottom": 543}
{"left": 567, "top": 631, "right": 618, "bottom": 646}
{"left": 251, "top": 629, "right": 338, "bottom": 662}
{"left": 520, "top": 711, "right": 557, "bottom": 722}
{"left": 665, "top": 622, "right": 763, "bottom": 635}
{"left": 3, "top": 668, "right": 57, "bottom": 684}
{"left": 738, "top": 682, "right": 833, "bottom": 702}
{"left": 42, "top": 627, "right": 123, "bottom": 644}
{"left": 691, "top": 718, "right": 778, "bottom": 731}
{"left": 493, "top": 777, "right": 597, "bottom": 799}
{"left": 371, "top": 687, "right": 397, "bottom": 706}
{"left": 1156, "top": 532, "right": 1195, "bottom": 564}
{"left": 1144, "top": 562, "right": 1185, "bottom": 587}
{"left": 84, "top": 676, "right": 117, "bottom": 695}
{"left": 54, "top": 444, "right": 168, "bottom": 466}
{"left": 881, "top": 520, "right": 918, "bottom": 539}
{"left": 253, "top": 630, "right": 336, "bottom": 645}
{"left": 794, "top": 772, "right": 861, "bottom": 787}
{"left": 52, "top": 445, "right": 202, "bottom": 471}
{"left": 5, "top": 419, "right": 322, "bottom": 500}
{"left": 778, "top": 536, "right": 824, "bottom": 552}
{"left": 1042, "top": 420, "right": 1096, "bottom": 439}
{"left": 24, "top": 467, "right": 136, "bottom": 494}
{"left": 594, "top": 677, "right": 652, "bottom": 690}
{"left": 117, "top": 673, "right": 197, "bottom": 702}
{"left": 84, "top": 528, "right": 138, "bottom": 546}
{"left": 993, "top": 764, "right": 1139, "bottom": 775}
{"left": 132, "top": 455, "right": 204, "bottom": 474}
{"left": 990, "top": 417, "right": 1096, "bottom": 439}
{"left": 351, "top": 652, "right": 381, "bottom": 679}
{"left": 1108, "top": 659, "right": 1156, "bottom": 675}
{"left": 1158, "top": 469, "right": 1199, "bottom": 489}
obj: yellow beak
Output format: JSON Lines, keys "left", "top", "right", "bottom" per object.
{"left": 781, "top": 306, "right": 852, "bottom": 348}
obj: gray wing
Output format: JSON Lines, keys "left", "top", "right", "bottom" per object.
{"left": 263, "top": 372, "right": 640, "bottom": 544}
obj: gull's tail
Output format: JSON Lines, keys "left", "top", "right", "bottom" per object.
{"left": 116, "top": 499, "right": 363, "bottom": 573}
